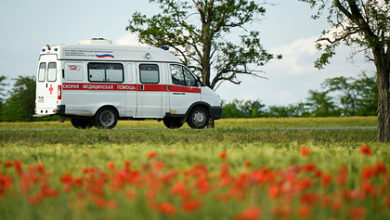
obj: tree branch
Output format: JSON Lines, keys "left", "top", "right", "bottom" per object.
{"left": 316, "top": 28, "right": 360, "bottom": 44}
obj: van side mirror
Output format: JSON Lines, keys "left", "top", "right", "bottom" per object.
{"left": 195, "top": 76, "right": 204, "bottom": 87}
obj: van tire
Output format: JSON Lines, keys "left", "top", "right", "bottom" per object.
{"left": 163, "top": 117, "right": 184, "bottom": 129}
{"left": 187, "top": 107, "right": 209, "bottom": 129}
{"left": 94, "top": 107, "right": 118, "bottom": 129}
{"left": 71, "top": 117, "right": 93, "bottom": 129}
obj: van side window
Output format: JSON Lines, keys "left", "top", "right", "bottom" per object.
{"left": 183, "top": 68, "right": 197, "bottom": 87}
{"left": 139, "top": 64, "right": 159, "bottom": 84}
{"left": 88, "top": 63, "right": 124, "bottom": 83}
{"left": 47, "top": 62, "right": 57, "bottom": 82}
{"left": 170, "top": 64, "right": 185, "bottom": 86}
{"left": 170, "top": 64, "right": 197, "bottom": 87}
{"left": 38, "top": 63, "right": 46, "bottom": 82}
{"left": 106, "top": 64, "right": 123, "bottom": 82}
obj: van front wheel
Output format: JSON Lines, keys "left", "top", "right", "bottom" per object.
{"left": 187, "top": 107, "right": 209, "bottom": 129}
{"left": 163, "top": 117, "right": 184, "bottom": 129}
{"left": 94, "top": 107, "right": 118, "bottom": 129}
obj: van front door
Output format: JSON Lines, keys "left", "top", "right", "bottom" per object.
{"left": 169, "top": 64, "right": 201, "bottom": 115}
{"left": 136, "top": 63, "right": 163, "bottom": 118}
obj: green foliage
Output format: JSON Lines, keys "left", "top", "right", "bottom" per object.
{"left": 306, "top": 90, "right": 339, "bottom": 116}
{"left": 127, "top": 0, "right": 277, "bottom": 89}
{"left": 222, "top": 99, "right": 265, "bottom": 118}
{"left": 222, "top": 73, "right": 377, "bottom": 118}
{"left": 322, "top": 72, "right": 378, "bottom": 116}
{"left": 299, "top": 0, "right": 390, "bottom": 68}
{"left": 0, "top": 75, "right": 7, "bottom": 119}
{"left": 0, "top": 76, "right": 35, "bottom": 122}
{"left": 0, "top": 75, "right": 7, "bottom": 103}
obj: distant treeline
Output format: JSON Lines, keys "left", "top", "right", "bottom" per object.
{"left": 222, "top": 72, "right": 377, "bottom": 118}
{"left": 0, "top": 73, "right": 377, "bottom": 122}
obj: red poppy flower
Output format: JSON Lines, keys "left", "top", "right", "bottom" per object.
{"left": 350, "top": 207, "right": 366, "bottom": 220}
{"left": 300, "top": 193, "right": 319, "bottom": 205}
{"left": 147, "top": 152, "right": 158, "bottom": 159}
{"left": 5, "top": 160, "right": 12, "bottom": 168}
{"left": 159, "top": 202, "right": 176, "bottom": 215}
{"left": 300, "top": 146, "right": 310, "bottom": 156}
{"left": 337, "top": 166, "right": 348, "bottom": 185}
{"left": 220, "top": 152, "right": 227, "bottom": 159}
{"left": 386, "top": 195, "right": 390, "bottom": 207}
{"left": 359, "top": 145, "right": 372, "bottom": 156}
{"left": 107, "top": 162, "right": 115, "bottom": 171}
{"left": 302, "top": 163, "right": 316, "bottom": 173}
{"left": 321, "top": 173, "right": 332, "bottom": 188}
{"left": 182, "top": 199, "right": 202, "bottom": 212}
{"left": 235, "top": 206, "right": 261, "bottom": 220}
{"left": 298, "top": 205, "right": 311, "bottom": 218}
{"left": 245, "top": 161, "right": 251, "bottom": 167}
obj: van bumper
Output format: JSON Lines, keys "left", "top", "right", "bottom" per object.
{"left": 210, "top": 106, "right": 223, "bottom": 120}
{"left": 33, "top": 105, "right": 65, "bottom": 117}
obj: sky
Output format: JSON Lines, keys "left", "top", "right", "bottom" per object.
{"left": 0, "top": 0, "right": 375, "bottom": 106}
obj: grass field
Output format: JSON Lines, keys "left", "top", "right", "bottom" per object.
{"left": 1, "top": 117, "right": 389, "bottom": 220}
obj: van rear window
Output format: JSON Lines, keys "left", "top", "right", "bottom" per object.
{"left": 38, "top": 63, "right": 46, "bottom": 82}
{"left": 88, "top": 63, "right": 124, "bottom": 83}
{"left": 47, "top": 62, "right": 57, "bottom": 82}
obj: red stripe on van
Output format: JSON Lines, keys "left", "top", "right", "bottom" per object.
{"left": 62, "top": 83, "right": 201, "bottom": 93}
{"left": 170, "top": 85, "right": 201, "bottom": 93}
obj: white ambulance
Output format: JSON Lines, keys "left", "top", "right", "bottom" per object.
{"left": 34, "top": 38, "right": 222, "bottom": 129}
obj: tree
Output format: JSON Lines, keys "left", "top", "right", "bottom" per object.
{"left": 0, "top": 76, "right": 7, "bottom": 121}
{"left": 1, "top": 76, "right": 35, "bottom": 121}
{"left": 322, "top": 73, "right": 377, "bottom": 116}
{"left": 306, "top": 90, "right": 339, "bottom": 117}
{"left": 241, "top": 100, "right": 266, "bottom": 117}
{"left": 0, "top": 76, "right": 6, "bottom": 103}
{"left": 298, "top": 0, "right": 389, "bottom": 141}
{"left": 354, "top": 72, "right": 378, "bottom": 115}
{"left": 222, "top": 99, "right": 245, "bottom": 118}
{"left": 127, "top": 0, "right": 278, "bottom": 89}
{"left": 322, "top": 76, "right": 359, "bottom": 116}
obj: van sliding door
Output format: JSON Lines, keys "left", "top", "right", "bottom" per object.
{"left": 136, "top": 63, "right": 163, "bottom": 118}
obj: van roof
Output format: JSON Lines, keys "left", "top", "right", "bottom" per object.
{"left": 40, "top": 42, "right": 181, "bottom": 63}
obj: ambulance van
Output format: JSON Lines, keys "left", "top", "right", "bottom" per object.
{"left": 34, "top": 38, "right": 222, "bottom": 129}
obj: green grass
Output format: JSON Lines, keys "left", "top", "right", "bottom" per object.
{"left": 0, "top": 117, "right": 378, "bottom": 144}
{"left": 0, "top": 117, "right": 388, "bottom": 220}
{"left": 0, "top": 116, "right": 377, "bottom": 129}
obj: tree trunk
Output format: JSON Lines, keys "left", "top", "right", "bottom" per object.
{"left": 374, "top": 48, "right": 390, "bottom": 142}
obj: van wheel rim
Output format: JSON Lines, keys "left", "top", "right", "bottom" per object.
{"left": 100, "top": 111, "right": 114, "bottom": 127}
{"left": 192, "top": 111, "right": 206, "bottom": 126}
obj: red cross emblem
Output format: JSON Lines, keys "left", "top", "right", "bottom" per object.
{"left": 49, "top": 84, "right": 53, "bottom": 95}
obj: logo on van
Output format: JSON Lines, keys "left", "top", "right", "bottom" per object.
{"left": 68, "top": 65, "right": 80, "bottom": 71}
{"left": 96, "top": 54, "right": 114, "bottom": 58}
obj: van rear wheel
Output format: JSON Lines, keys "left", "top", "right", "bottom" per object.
{"left": 187, "top": 107, "right": 209, "bottom": 129}
{"left": 71, "top": 117, "right": 93, "bottom": 129}
{"left": 163, "top": 117, "right": 184, "bottom": 129}
{"left": 94, "top": 107, "right": 118, "bottom": 129}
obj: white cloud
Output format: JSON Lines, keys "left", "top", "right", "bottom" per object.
{"left": 116, "top": 33, "right": 147, "bottom": 46}
{"left": 217, "top": 36, "right": 376, "bottom": 106}
{"left": 268, "top": 37, "right": 318, "bottom": 74}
